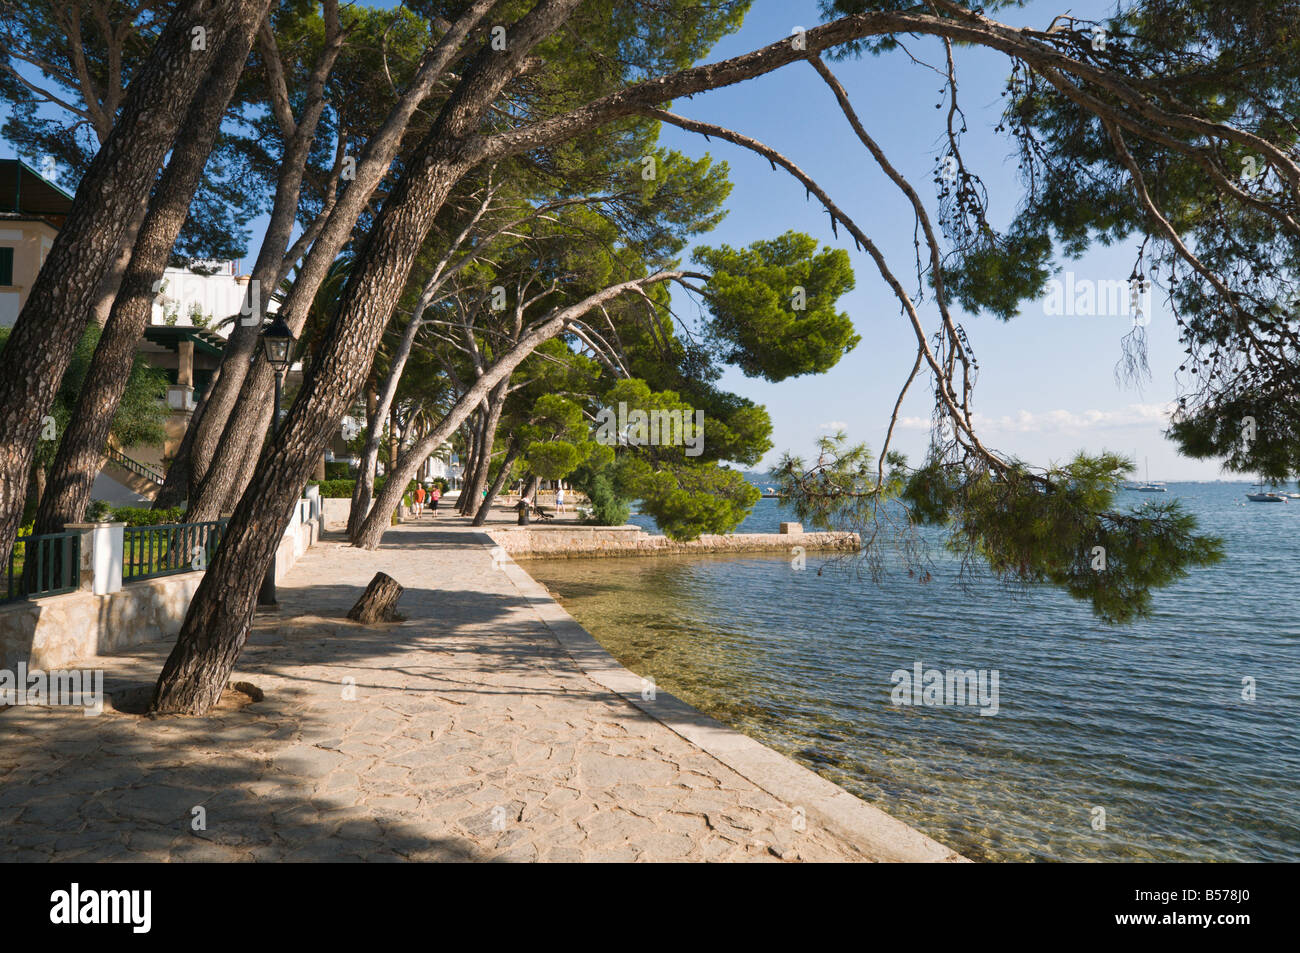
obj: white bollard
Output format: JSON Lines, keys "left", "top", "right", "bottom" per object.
{"left": 66, "top": 522, "right": 126, "bottom": 595}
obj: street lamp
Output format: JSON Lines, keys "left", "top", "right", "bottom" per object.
{"left": 261, "top": 313, "right": 295, "bottom": 414}
{"left": 257, "top": 314, "right": 296, "bottom": 610}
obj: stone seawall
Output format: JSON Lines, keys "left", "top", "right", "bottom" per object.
{"left": 489, "top": 524, "right": 859, "bottom": 559}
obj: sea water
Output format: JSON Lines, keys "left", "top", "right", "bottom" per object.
{"left": 528, "top": 484, "right": 1299, "bottom": 861}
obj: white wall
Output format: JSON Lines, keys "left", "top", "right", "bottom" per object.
{"left": 151, "top": 261, "right": 278, "bottom": 334}
{"left": 0, "top": 290, "right": 18, "bottom": 327}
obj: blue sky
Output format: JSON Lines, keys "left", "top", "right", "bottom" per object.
{"left": 1, "top": 0, "right": 1236, "bottom": 481}
{"left": 653, "top": 0, "right": 1224, "bottom": 481}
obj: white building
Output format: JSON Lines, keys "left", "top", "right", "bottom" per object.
{"left": 423, "top": 451, "right": 457, "bottom": 486}
{"left": 150, "top": 258, "right": 274, "bottom": 337}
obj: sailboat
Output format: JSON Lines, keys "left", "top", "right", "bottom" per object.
{"left": 1246, "top": 478, "right": 1287, "bottom": 503}
{"left": 1136, "top": 457, "right": 1166, "bottom": 492}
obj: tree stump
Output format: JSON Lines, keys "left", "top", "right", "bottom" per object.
{"left": 347, "top": 572, "right": 404, "bottom": 624}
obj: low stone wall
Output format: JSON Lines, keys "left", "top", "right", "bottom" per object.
{"left": 273, "top": 503, "right": 322, "bottom": 584}
{"left": 489, "top": 524, "right": 859, "bottom": 559}
{"left": 0, "top": 572, "right": 204, "bottom": 672}
{"left": 321, "top": 497, "right": 353, "bottom": 532}
{"left": 0, "top": 501, "right": 323, "bottom": 672}
{"left": 320, "top": 497, "right": 414, "bottom": 534}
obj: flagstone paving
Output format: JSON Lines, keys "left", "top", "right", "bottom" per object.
{"left": 0, "top": 517, "right": 882, "bottom": 862}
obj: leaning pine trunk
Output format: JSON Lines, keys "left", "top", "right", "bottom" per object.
{"left": 187, "top": 358, "right": 275, "bottom": 522}
{"left": 350, "top": 271, "right": 684, "bottom": 549}
{"left": 152, "top": 0, "right": 635, "bottom": 712}
{"left": 176, "top": 10, "right": 353, "bottom": 502}
{"left": 462, "top": 395, "right": 501, "bottom": 513}
{"left": 348, "top": 386, "right": 384, "bottom": 540}
{"left": 463, "top": 382, "right": 507, "bottom": 520}
{"left": 389, "top": 406, "right": 400, "bottom": 475}
{"left": 456, "top": 416, "right": 481, "bottom": 515}
{"left": 220, "top": 410, "right": 272, "bottom": 514}
{"left": 472, "top": 439, "right": 520, "bottom": 526}
{"left": 183, "top": 0, "right": 476, "bottom": 523}
{"left": 0, "top": 0, "right": 272, "bottom": 572}
{"left": 34, "top": 24, "right": 257, "bottom": 535}
{"left": 149, "top": 132, "right": 489, "bottom": 712}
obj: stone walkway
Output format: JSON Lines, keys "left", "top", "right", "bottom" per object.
{"left": 0, "top": 518, "right": 939, "bottom": 862}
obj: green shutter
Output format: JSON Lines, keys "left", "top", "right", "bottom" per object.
{"left": 0, "top": 247, "right": 13, "bottom": 286}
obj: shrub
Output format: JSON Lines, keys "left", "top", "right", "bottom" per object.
{"left": 312, "top": 476, "right": 419, "bottom": 501}
{"left": 112, "top": 505, "right": 186, "bottom": 526}
{"left": 579, "top": 470, "right": 631, "bottom": 526}
{"left": 325, "top": 460, "right": 351, "bottom": 479}
{"left": 315, "top": 479, "right": 356, "bottom": 498}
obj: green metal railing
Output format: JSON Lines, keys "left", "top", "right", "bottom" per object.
{"left": 3, "top": 531, "right": 81, "bottom": 602}
{"left": 123, "top": 520, "right": 226, "bottom": 582}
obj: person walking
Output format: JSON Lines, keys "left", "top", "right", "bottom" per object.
{"left": 430, "top": 484, "right": 441, "bottom": 516}
{"left": 555, "top": 485, "right": 566, "bottom": 514}
{"left": 414, "top": 483, "right": 426, "bottom": 518}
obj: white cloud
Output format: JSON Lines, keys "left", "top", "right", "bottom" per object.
{"left": 896, "top": 403, "right": 1174, "bottom": 434}
{"left": 818, "top": 420, "right": 848, "bottom": 431}
{"left": 897, "top": 416, "right": 933, "bottom": 431}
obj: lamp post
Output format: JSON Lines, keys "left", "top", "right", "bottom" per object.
{"left": 256, "top": 314, "right": 295, "bottom": 610}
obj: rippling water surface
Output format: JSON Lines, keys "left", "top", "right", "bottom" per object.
{"left": 527, "top": 484, "right": 1300, "bottom": 862}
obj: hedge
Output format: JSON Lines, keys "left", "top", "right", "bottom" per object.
{"left": 312, "top": 477, "right": 419, "bottom": 499}
{"left": 315, "top": 479, "right": 356, "bottom": 498}
{"left": 84, "top": 504, "right": 188, "bottom": 526}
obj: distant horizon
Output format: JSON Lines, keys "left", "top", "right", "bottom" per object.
{"left": 733, "top": 467, "right": 1285, "bottom": 486}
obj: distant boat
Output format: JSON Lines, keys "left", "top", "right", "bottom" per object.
{"left": 761, "top": 486, "right": 784, "bottom": 499}
{"left": 1247, "top": 479, "right": 1287, "bottom": 503}
{"left": 1136, "top": 456, "right": 1166, "bottom": 492}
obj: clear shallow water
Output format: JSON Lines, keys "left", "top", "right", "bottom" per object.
{"left": 529, "top": 485, "right": 1300, "bottom": 862}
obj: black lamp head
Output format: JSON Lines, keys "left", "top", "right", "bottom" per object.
{"left": 261, "top": 313, "right": 295, "bottom": 368}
